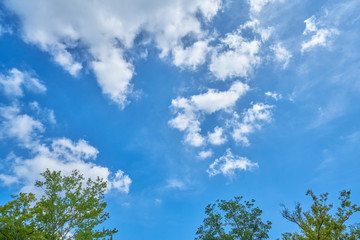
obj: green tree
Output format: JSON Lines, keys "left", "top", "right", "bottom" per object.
{"left": 195, "top": 196, "right": 272, "bottom": 240}
{"left": 0, "top": 192, "right": 44, "bottom": 239}
{"left": 280, "top": 190, "right": 360, "bottom": 240}
{"left": 0, "top": 169, "right": 118, "bottom": 240}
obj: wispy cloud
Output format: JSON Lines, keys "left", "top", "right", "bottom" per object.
{"left": 207, "top": 148, "right": 258, "bottom": 177}
{"left": 301, "top": 16, "right": 339, "bottom": 52}
{"left": 265, "top": 91, "right": 283, "bottom": 101}
{"left": 229, "top": 103, "right": 273, "bottom": 146}
{"left": 0, "top": 68, "right": 46, "bottom": 98}
{"left": 271, "top": 43, "right": 292, "bottom": 68}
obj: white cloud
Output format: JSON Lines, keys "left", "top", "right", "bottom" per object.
{"left": 169, "top": 81, "right": 249, "bottom": 147}
{"left": 0, "top": 68, "right": 131, "bottom": 194}
{"left": 210, "top": 31, "right": 261, "bottom": 80}
{"left": 0, "top": 138, "right": 131, "bottom": 194}
{"left": 198, "top": 150, "right": 213, "bottom": 159}
{"left": 0, "top": 129, "right": 132, "bottom": 193}
{"left": 303, "top": 16, "right": 318, "bottom": 35}
{"left": 29, "top": 101, "right": 56, "bottom": 124}
{"left": 166, "top": 178, "right": 186, "bottom": 190}
{"left": 190, "top": 81, "right": 250, "bottom": 113}
{"left": 207, "top": 148, "right": 258, "bottom": 177}
{"left": 230, "top": 103, "right": 273, "bottom": 146}
{"left": 0, "top": 174, "right": 19, "bottom": 185}
{"left": 4, "top": 0, "right": 222, "bottom": 107}
{"left": 265, "top": 91, "right": 282, "bottom": 101}
{"left": 241, "top": 18, "right": 273, "bottom": 42}
{"left": 301, "top": 29, "right": 338, "bottom": 52}
{"left": 172, "top": 40, "right": 211, "bottom": 69}
{"left": 111, "top": 170, "right": 132, "bottom": 193}
{"left": 0, "top": 105, "right": 44, "bottom": 146}
{"left": 248, "top": 0, "right": 282, "bottom": 14}
{"left": 271, "top": 43, "right": 292, "bottom": 68}
{"left": 208, "top": 126, "right": 227, "bottom": 145}
{"left": 50, "top": 46, "right": 82, "bottom": 76}
{"left": 301, "top": 16, "right": 339, "bottom": 52}
{"left": 51, "top": 138, "right": 99, "bottom": 161}
{"left": 185, "top": 130, "right": 206, "bottom": 147}
{"left": 0, "top": 68, "right": 46, "bottom": 98}
{"left": 91, "top": 48, "right": 134, "bottom": 108}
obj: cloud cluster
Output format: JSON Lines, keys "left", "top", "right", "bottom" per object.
{"left": 169, "top": 81, "right": 250, "bottom": 147}
{"left": 4, "top": 0, "right": 287, "bottom": 180}
{"left": 209, "top": 30, "right": 261, "bottom": 80}
{"left": 0, "top": 68, "right": 131, "bottom": 193}
{"left": 230, "top": 103, "right": 273, "bottom": 146}
{"left": 4, "top": 0, "right": 222, "bottom": 107}
{"left": 167, "top": 0, "right": 280, "bottom": 177}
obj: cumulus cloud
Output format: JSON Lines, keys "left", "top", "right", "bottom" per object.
{"left": 0, "top": 106, "right": 132, "bottom": 194}
{"left": 169, "top": 81, "right": 249, "bottom": 147}
{"left": 207, "top": 148, "right": 258, "bottom": 177}
{"left": 208, "top": 126, "right": 227, "bottom": 145}
{"left": 92, "top": 48, "right": 134, "bottom": 108}
{"left": 107, "top": 170, "right": 132, "bottom": 193}
{"left": 0, "top": 105, "right": 44, "bottom": 147}
{"left": 0, "top": 68, "right": 131, "bottom": 194}
{"left": 230, "top": 103, "right": 273, "bottom": 146}
{"left": 210, "top": 30, "right": 261, "bottom": 80}
{"left": 172, "top": 40, "right": 211, "bottom": 69}
{"left": 301, "top": 16, "right": 339, "bottom": 52}
{"left": 198, "top": 150, "right": 213, "bottom": 159}
{"left": 4, "top": 0, "right": 222, "bottom": 107}
{"left": 0, "top": 68, "right": 46, "bottom": 98}
{"left": 0, "top": 138, "right": 131, "bottom": 194}
{"left": 0, "top": 109, "right": 132, "bottom": 193}
{"left": 0, "top": 107, "right": 132, "bottom": 193}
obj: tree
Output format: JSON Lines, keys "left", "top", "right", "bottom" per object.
{"left": 280, "top": 190, "right": 360, "bottom": 240}
{"left": 0, "top": 169, "right": 118, "bottom": 240}
{"left": 195, "top": 196, "right": 272, "bottom": 240}
{"left": 0, "top": 192, "right": 44, "bottom": 239}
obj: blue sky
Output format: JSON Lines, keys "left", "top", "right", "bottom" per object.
{"left": 0, "top": 0, "right": 360, "bottom": 239}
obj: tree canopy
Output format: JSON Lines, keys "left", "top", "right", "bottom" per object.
{"left": 280, "top": 190, "right": 360, "bottom": 240}
{"left": 195, "top": 196, "right": 272, "bottom": 240}
{"left": 0, "top": 169, "right": 117, "bottom": 240}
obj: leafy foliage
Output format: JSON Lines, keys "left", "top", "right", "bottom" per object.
{"left": 0, "top": 192, "right": 44, "bottom": 239}
{"left": 280, "top": 190, "right": 360, "bottom": 240}
{"left": 0, "top": 169, "right": 117, "bottom": 240}
{"left": 195, "top": 196, "right": 272, "bottom": 240}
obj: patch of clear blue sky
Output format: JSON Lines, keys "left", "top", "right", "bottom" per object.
{"left": 0, "top": 0, "right": 360, "bottom": 239}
